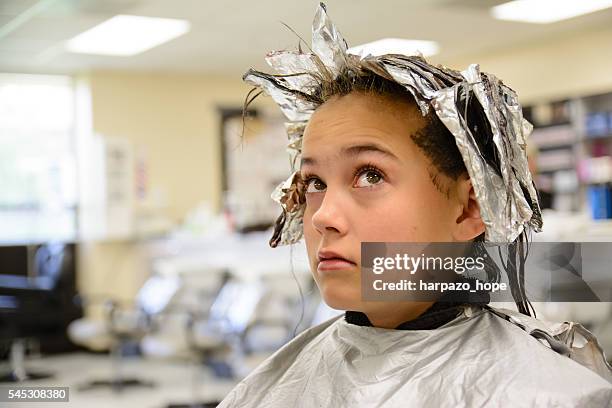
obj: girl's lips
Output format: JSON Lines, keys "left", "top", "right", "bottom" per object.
{"left": 317, "top": 258, "right": 356, "bottom": 272}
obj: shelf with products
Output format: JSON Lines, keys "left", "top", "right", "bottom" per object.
{"left": 523, "top": 100, "right": 578, "bottom": 212}
{"left": 524, "top": 91, "right": 612, "bottom": 219}
{"left": 576, "top": 93, "right": 612, "bottom": 220}
{"left": 530, "top": 124, "right": 576, "bottom": 149}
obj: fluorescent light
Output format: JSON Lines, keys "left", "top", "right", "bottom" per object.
{"left": 66, "top": 15, "right": 190, "bottom": 56}
{"left": 348, "top": 38, "right": 439, "bottom": 58}
{"left": 491, "top": 0, "right": 612, "bottom": 24}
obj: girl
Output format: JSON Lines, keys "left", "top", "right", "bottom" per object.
{"left": 218, "top": 4, "right": 612, "bottom": 407}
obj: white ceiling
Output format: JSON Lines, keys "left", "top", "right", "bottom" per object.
{"left": 1, "top": 0, "right": 612, "bottom": 75}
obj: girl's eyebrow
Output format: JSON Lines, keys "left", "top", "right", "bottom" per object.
{"left": 300, "top": 143, "right": 399, "bottom": 167}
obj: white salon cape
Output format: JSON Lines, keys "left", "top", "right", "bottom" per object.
{"left": 218, "top": 305, "right": 612, "bottom": 407}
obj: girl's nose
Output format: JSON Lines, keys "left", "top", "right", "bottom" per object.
{"left": 311, "top": 189, "right": 350, "bottom": 237}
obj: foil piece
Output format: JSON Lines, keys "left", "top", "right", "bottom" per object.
{"left": 311, "top": 2, "right": 349, "bottom": 78}
{"left": 243, "top": 2, "right": 543, "bottom": 246}
{"left": 269, "top": 171, "right": 306, "bottom": 248}
{"left": 265, "top": 51, "right": 319, "bottom": 90}
{"left": 459, "top": 65, "right": 541, "bottom": 240}
{"left": 285, "top": 122, "right": 305, "bottom": 172}
{"left": 243, "top": 70, "right": 315, "bottom": 122}
{"left": 475, "top": 68, "right": 541, "bottom": 231}
{"left": 218, "top": 306, "right": 612, "bottom": 407}
{"left": 431, "top": 85, "right": 513, "bottom": 242}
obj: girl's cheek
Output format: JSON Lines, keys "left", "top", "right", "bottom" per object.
{"left": 302, "top": 201, "right": 318, "bottom": 231}
{"left": 304, "top": 194, "right": 324, "bottom": 212}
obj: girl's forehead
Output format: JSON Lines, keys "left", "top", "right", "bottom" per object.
{"left": 302, "top": 93, "right": 425, "bottom": 153}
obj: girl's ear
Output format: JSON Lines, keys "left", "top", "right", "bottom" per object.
{"left": 452, "top": 175, "right": 486, "bottom": 241}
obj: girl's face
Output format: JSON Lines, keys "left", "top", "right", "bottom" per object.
{"left": 301, "top": 91, "right": 484, "bottom": 324}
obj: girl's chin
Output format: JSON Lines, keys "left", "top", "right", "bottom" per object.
{"left": 320, "top": 284, "right": 361, "bottom": 311}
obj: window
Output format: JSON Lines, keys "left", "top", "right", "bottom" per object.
{"left": 0, "top": 73, "right": 77, "bottom": 243}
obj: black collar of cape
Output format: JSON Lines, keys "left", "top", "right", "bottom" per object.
{"left": 345, "top": 276, "right": 491, "bottom": 330}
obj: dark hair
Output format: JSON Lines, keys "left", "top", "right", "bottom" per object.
{"left": 243, "top": 68, "right": 536, "bottom": 317}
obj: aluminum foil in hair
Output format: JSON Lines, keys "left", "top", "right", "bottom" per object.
{"left": 243, "top": 2, "right": 543, "bottom": 247}
{"left": 269, "top": 171, "right": 305, "bottom": 248}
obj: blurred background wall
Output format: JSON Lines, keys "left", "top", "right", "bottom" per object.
{"left": 77, "top": 72, "right": 253, "bottom": 315}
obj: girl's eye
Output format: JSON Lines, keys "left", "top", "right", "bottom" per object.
{"left": 355, "top": 169, "right": 384, "bottom": 188}
{"left": 305, "top": 178, "right": 326, "bottom": 193}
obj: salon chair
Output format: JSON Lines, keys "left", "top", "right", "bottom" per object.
{"left": 0, "top": 282, "right": 55, "bottom": 382}
{"left": 68, "top": 273, "right": 182, "bottom": 392}
{"left": 0, "top": 243, "right": 76, "bottom": 382}
{"left": 187, "top": 278, "right": 265, "bottom": 377}
{"left": 164, "top": 277, "right": 261, "bottom": 408}
{"left": 140, "top": 268, "right": 231, "bottom": 360}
